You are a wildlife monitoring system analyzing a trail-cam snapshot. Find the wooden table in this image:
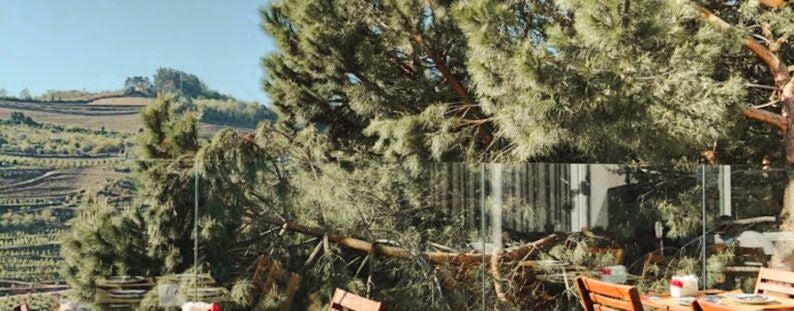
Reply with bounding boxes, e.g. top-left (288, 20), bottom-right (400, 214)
top-left (642, 290), bottom-right (794, 310)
